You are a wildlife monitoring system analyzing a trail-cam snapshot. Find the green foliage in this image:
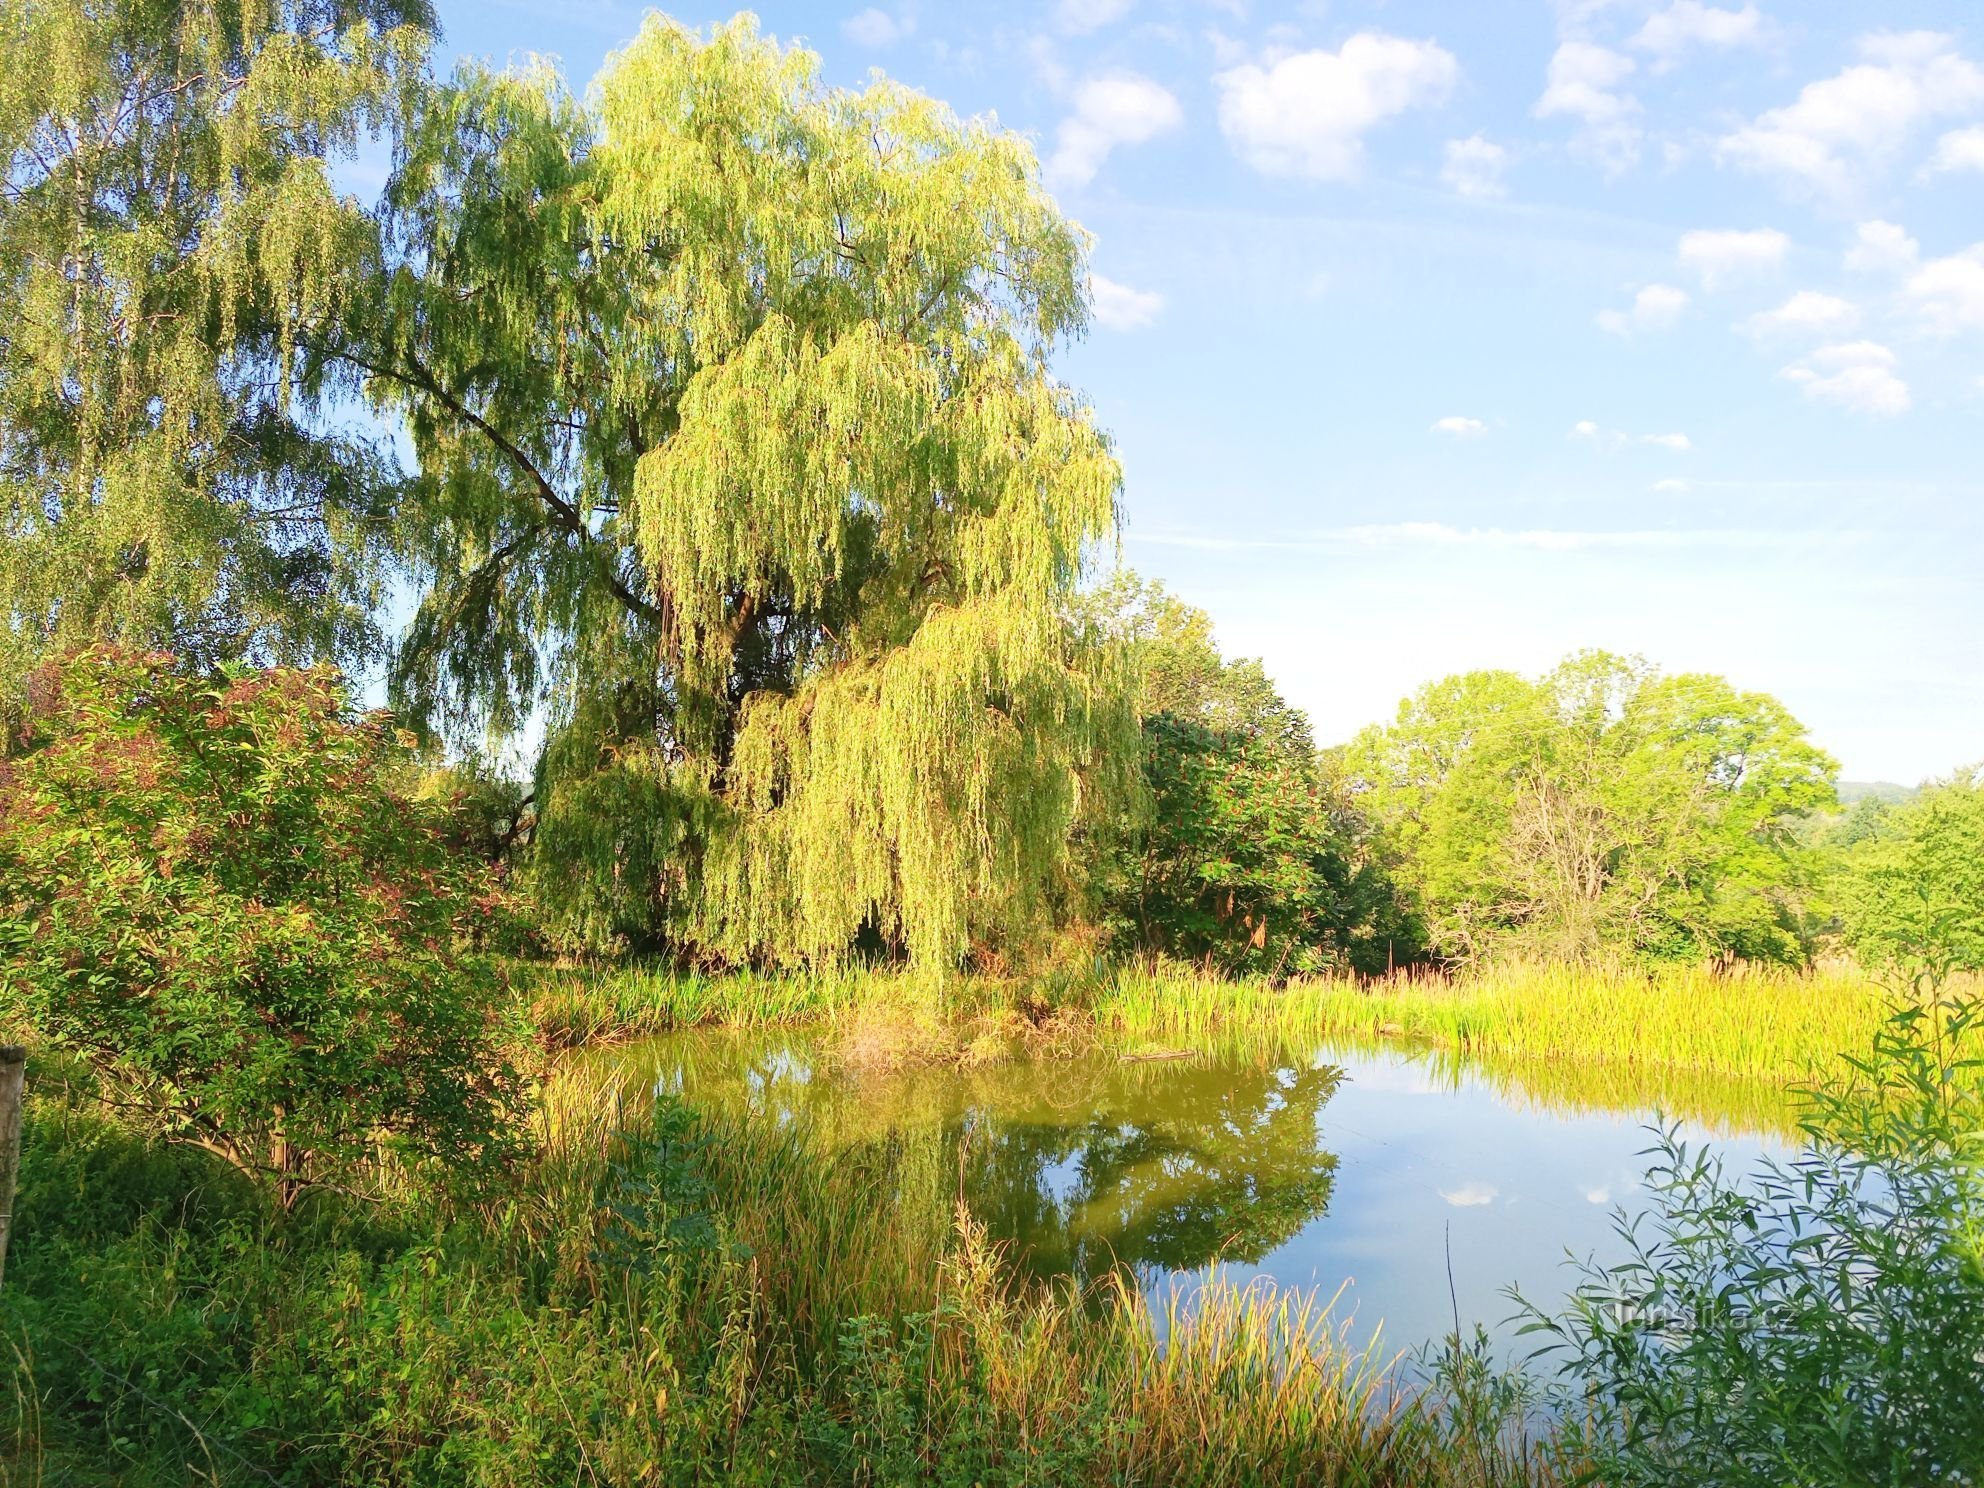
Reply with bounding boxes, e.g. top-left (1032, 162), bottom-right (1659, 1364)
top-left (347, 16), bottom-right (1133, 967)
top-left (5, 1072), bottom-right (1482, 1487)
top-left (1343, 650), bottom-right (1837, 965)
top-left (1827, 767), bottom-right (1984, 972)
top-left (0, 647), bottom-right (525, 1200)
top-left (1518, 991), bottom-right (1984, 1486)
top-left (0, 0), bottom-right (431, 722)
top-left (1087, 575), bottom-right (1414, 974)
